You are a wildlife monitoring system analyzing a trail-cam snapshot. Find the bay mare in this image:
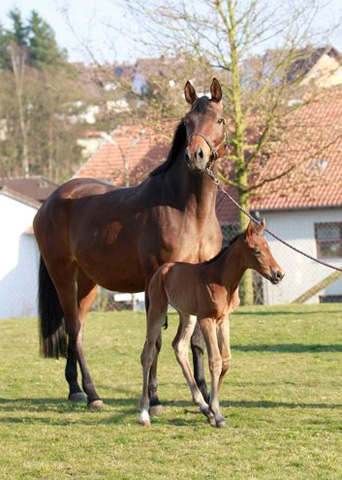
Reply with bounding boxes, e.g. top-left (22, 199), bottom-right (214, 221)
top-left (140, 220), bottom-right (284, 427)
top-left (34, 78), bottom-right (227, 409)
